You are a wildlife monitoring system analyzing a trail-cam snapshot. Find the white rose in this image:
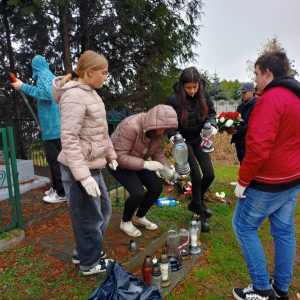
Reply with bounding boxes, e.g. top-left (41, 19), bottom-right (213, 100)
top-left (225, 119), bottom-right (234, 127)
top-left (220, 117), bottom-right (225, 123)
